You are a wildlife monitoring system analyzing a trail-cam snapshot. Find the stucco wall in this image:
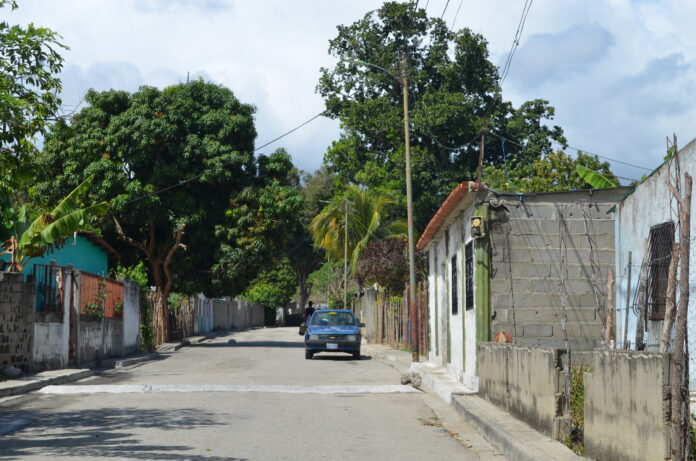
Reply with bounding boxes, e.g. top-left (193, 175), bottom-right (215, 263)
top-left (477, 342), bottom-right (569, 440)
top-left (0, 272), bottom-right (34, 371)
top-left (209, 297), bottom-right (265, 331)
top-left (584, 350), bottom-right (671, 461)
top-left (614, 138), bottom-right (696, 388)
top-left (489, 189), bottom-right (627, 350)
